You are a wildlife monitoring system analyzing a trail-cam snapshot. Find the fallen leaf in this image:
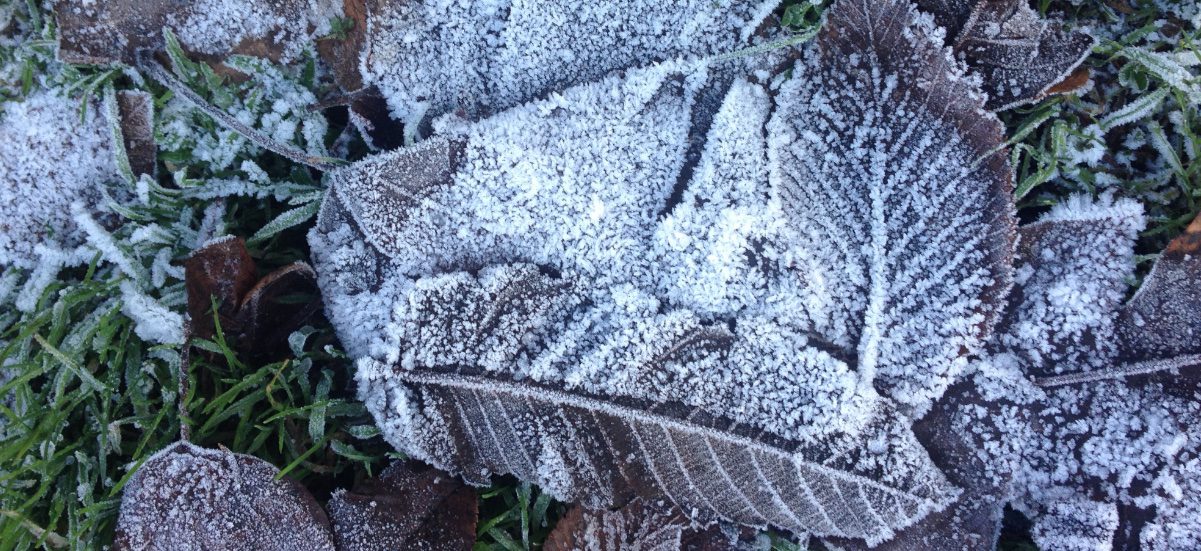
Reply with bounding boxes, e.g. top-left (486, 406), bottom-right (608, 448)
top-left (1118, 211), bottom-right (1201, 360)
top-left (326, 461), bottom-right (477, 551)
top-left (54, 0), bottom-right (343, 65)
top-left (544, 499), bottom-right (741, 551)
top-left (0, 89), bottom-right (120, 269)
top-left (112, 442), bottom-right (336, 550)
top-left (116, 90), bottom-right (157, 178)
top-left (184, 236), bottom-right (319, 358)
top-left (915, 0), bottom-right (1097, 110)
